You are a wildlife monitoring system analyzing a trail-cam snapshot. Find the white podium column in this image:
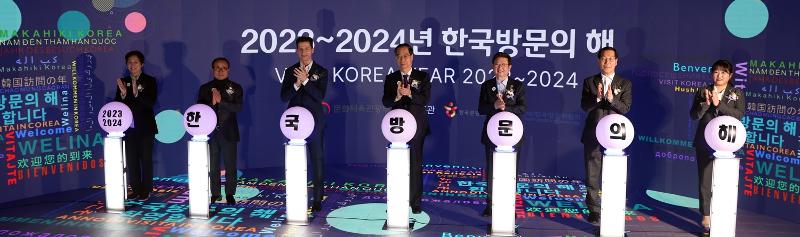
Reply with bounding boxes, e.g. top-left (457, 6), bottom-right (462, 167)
top-left (188, 138), bottom-right (211, 219)
top-left (710, 156), bottom-right (741, 237)
top-left (600, 154), bottom-right (628, 237)
top-left (491, 150), bottom-right (517, 236)
top-left (600, 155), bottom-right (628, 236)
top-left (285, 142), bottom-right (309, 225)
top-left (386, 144), bottom-right (410, 230)
top-left (104, 136), bottom-right (127, 213)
